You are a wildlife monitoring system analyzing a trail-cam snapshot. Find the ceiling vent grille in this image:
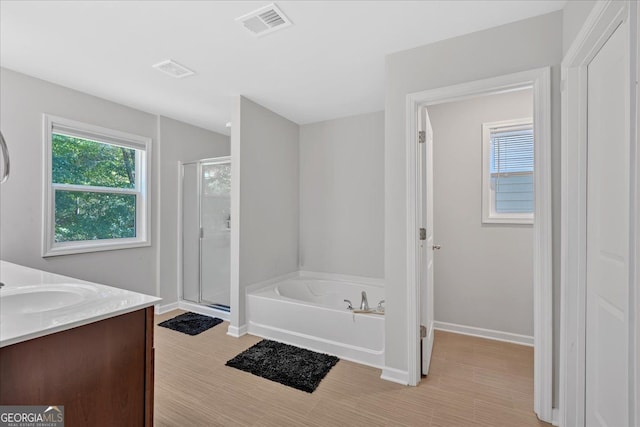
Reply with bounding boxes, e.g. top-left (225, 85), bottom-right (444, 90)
top-left (236, 3), bottom-right (292, 37)
top-left (152, 60), bottom-right (195, 79)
